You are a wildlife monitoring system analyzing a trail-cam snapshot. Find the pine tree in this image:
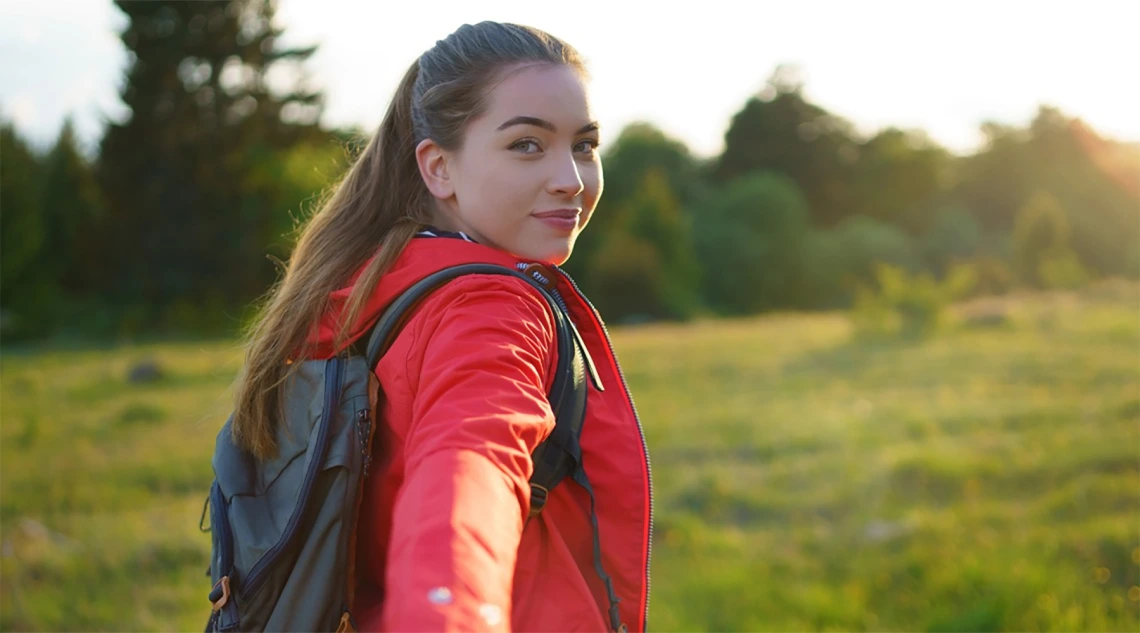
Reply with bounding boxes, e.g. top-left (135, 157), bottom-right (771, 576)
top-left (1, 118), bottom-right (102, 335)
top-left (0, 122), bottom-right (47, 309)
top-left (96, 0), bottom-right (322, 321)
top-left (41, 118), bottom-right (104, 294)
